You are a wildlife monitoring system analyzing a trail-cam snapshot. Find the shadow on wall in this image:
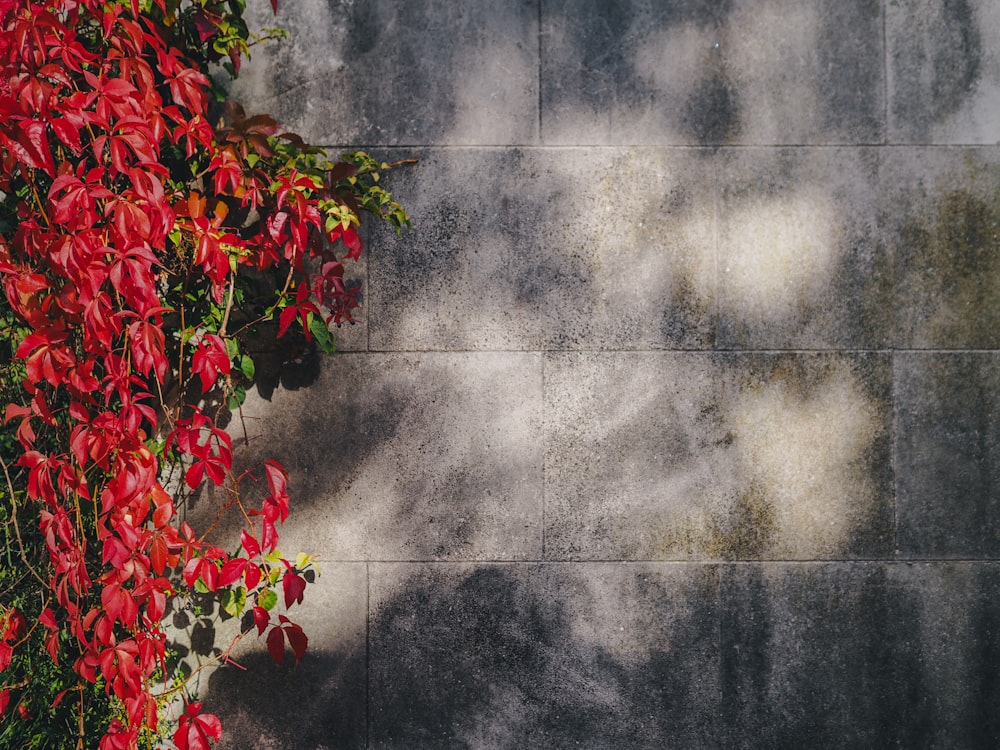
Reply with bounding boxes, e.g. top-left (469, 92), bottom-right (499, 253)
top-left (197, 0), bottom-right (1000, 747)
top-left (206, 563), bottom-right (1000, 749)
